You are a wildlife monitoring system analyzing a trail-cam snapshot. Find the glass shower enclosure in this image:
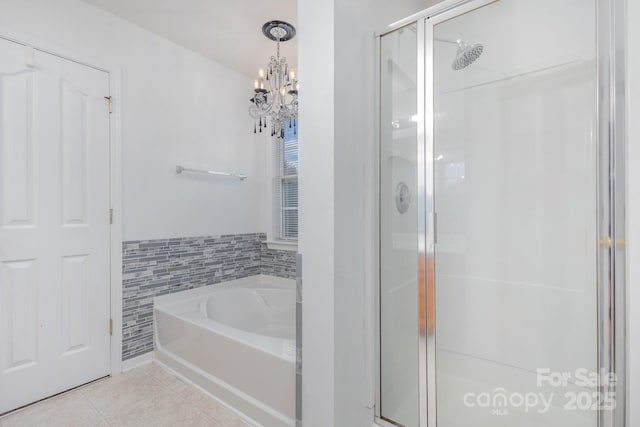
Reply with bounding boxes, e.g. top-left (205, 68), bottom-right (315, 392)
top-left (377, 0), bottom-right (626, 426)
